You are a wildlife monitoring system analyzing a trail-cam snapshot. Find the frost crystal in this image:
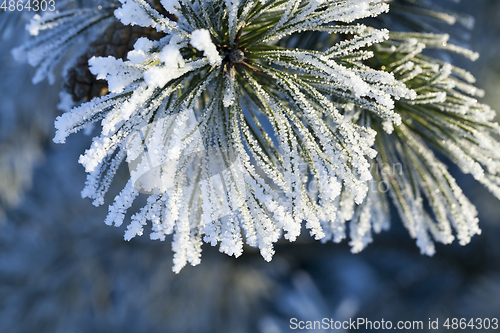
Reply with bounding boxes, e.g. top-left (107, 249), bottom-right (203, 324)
top-left (22, 0), bottom-right (496, 272)
top-left (12, 1), bottom-right (116, 85)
